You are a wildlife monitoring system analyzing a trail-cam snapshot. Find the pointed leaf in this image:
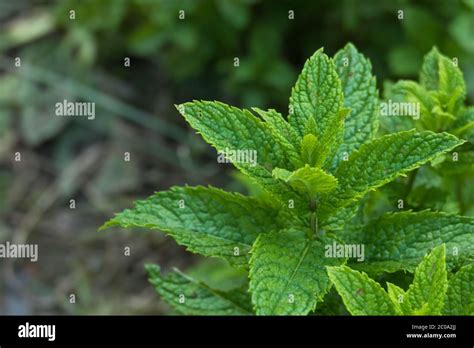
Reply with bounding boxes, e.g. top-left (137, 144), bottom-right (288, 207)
top-left (420, 47), bottom-right (466, 113)
top-left (391, 81), bottom-right (437, 121)
top-left (102, 186), bottom-right (289, 266)
top-left (177, 101), bottom-right (304, 209)
top-left (438, 55), bottom-right (466, 113)
top-left (273, 165), bottom-right (338, 197)
top-left (301, 134), bottom-right (318, 167)
top-left (289, 48), bottom-right (344, 142)
top-left (317, 108), bottom-right (351, 168)
top-left (177, 101), bottom-right (292, 170)
top-left (252, 107), bottom-right (301, 154)
top-left (341, 211), bottom-right (474, 273)
top-left (390, 80), bottom-right (458, 131)
top-left (321, 130), bottom-right (464, 214)
top-left (406, 244), bottom-right (447, 315)
top-left (146, 264), bottom-right (252, 315)
top-left (300, 133), bottom-right (319, 166)
top-left (333, 43), bottom-right (379, 166)
top-left (249, 229), bottom-right (345, 315)
top-left (302, 109), bottom-right (350, 168)
top-left (420, 47), bottom-right (442, 91)
top-left (327, 266), bottom-right (398, 315)
top-left (444, 263), bottom-right (474, 315)
top-left (386, 282), bottom-right (410, 314)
